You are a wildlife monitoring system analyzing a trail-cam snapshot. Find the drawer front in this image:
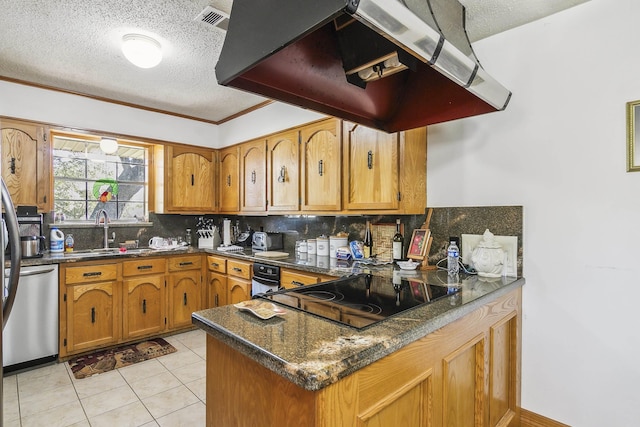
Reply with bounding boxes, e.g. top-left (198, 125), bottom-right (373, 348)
top-left (168, 255), bottom-right (202, 272)
top-left (207, 255), bottom-right (227, 274)
top-left (281, 269), bottom-right (319, 289)
top-left (65, 264), bottom-right (118, 284)
top-left (227, 259), bottom-right (251, 280)
top-left (122, 258), bottom-right (166, 277)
